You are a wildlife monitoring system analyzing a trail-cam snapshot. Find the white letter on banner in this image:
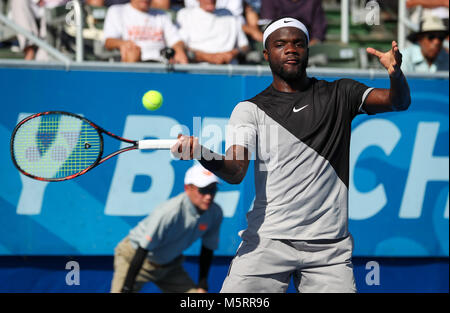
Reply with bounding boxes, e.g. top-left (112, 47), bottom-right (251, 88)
top-left (202, 118), bottom-right (240, 218)
top-left (104, 116), bottom-right (179, 216)
top-left (399, 122), bottom-right (449, 218)
top-left (365, 261), bottom-right (380, 286)
top-left (349, 119), bottom-right (401, 220)
top-left (65, 261), bottom-right (80, 285)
